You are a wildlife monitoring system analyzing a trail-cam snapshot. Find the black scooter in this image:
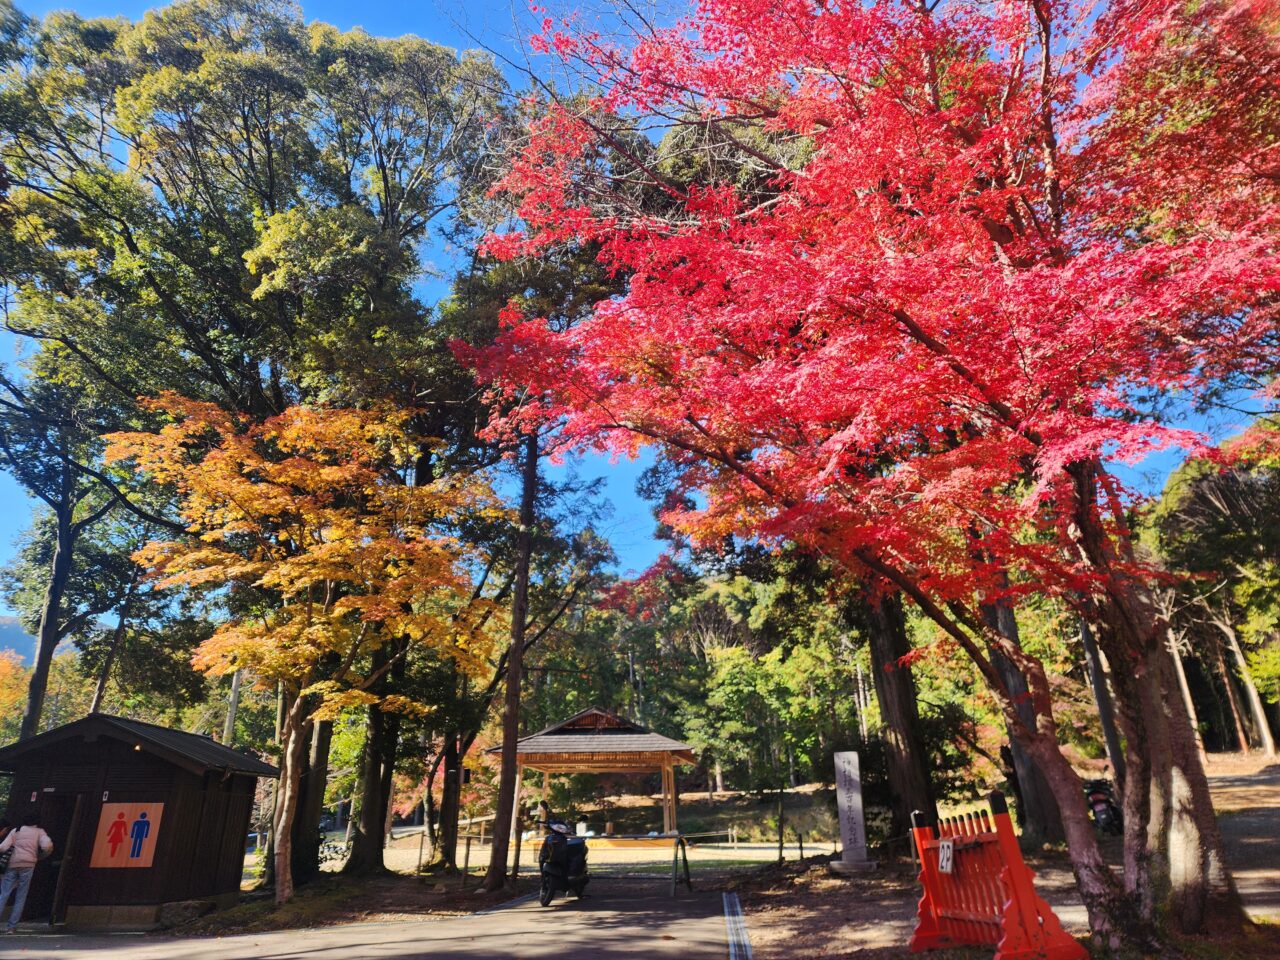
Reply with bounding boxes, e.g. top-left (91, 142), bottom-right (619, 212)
top-left (537, 818), bottom-right (589, 906)
top-left (1084, 778), bottom-right (1123, 836)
